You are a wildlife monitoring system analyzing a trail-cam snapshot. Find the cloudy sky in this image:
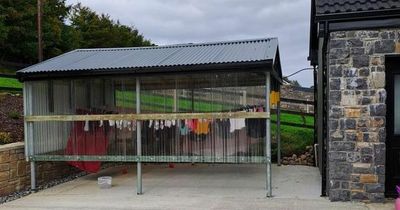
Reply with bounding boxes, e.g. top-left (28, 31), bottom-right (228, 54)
top-left (66, 0), bottom-right (313, 87)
